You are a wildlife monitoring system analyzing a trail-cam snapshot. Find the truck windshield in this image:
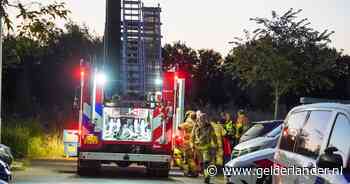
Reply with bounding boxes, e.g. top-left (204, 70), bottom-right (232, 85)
top-left (102, 107), bottom-right (153, 142)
